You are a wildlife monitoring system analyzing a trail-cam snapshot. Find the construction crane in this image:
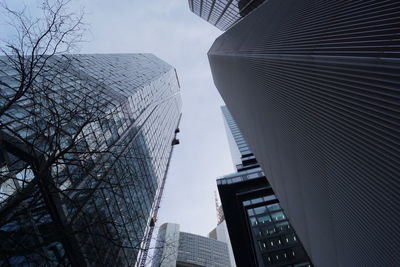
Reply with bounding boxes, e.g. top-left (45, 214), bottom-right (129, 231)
top-left (137, 131), bottom-right (180, 267)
